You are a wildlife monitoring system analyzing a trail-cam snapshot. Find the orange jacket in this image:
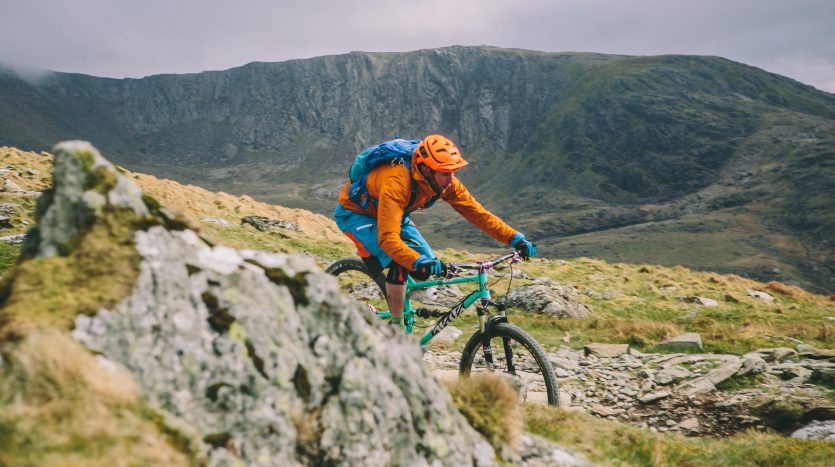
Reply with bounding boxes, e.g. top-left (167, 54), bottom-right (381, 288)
top-left (338, 163), bottom-right (518, 270)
